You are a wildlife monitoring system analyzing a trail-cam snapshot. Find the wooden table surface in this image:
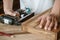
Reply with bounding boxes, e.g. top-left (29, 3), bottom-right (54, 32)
top-left (0, 9), bottom-right (60, 40)
top-left (0, 23), bottom-right (42, 40)
top-left (0, 34), bottom-right (44, 40)
top-left (22, 9), bottom-right (60, 40)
